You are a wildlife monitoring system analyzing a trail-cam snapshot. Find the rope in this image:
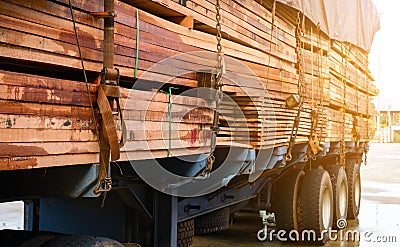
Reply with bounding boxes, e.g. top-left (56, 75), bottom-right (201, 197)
top-left (68, 0), bottom-right (99, 137)
top-left (134, 8), bottom-right (140, 78)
